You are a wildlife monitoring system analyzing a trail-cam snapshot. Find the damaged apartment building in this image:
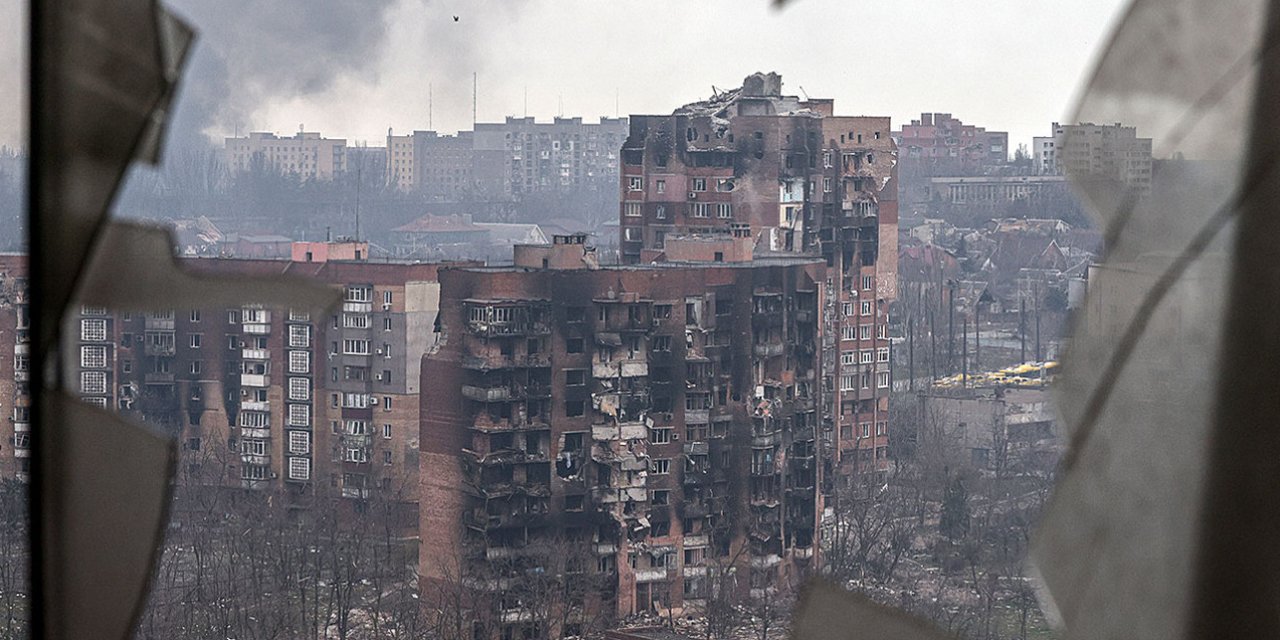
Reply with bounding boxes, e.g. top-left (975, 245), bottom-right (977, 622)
top-left (420, 235), bottom-right (823, 636)
top-left (56, 249), bottom-right (451, 520)
top-left (618, 72), bottom-right (897, 476)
